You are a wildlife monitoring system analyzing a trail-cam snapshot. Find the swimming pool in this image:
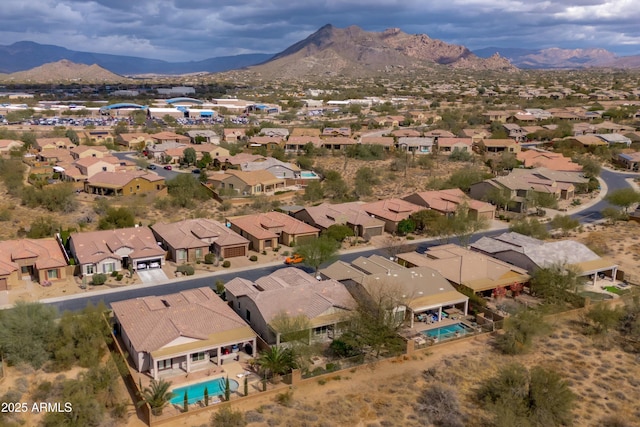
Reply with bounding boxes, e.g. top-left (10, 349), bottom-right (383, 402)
top-left (170, 377), bottom-right (239, 405)
top-left (422, 323), bottom-right (469, 341)
top-left (300, 171), bottom-right (319, 178)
